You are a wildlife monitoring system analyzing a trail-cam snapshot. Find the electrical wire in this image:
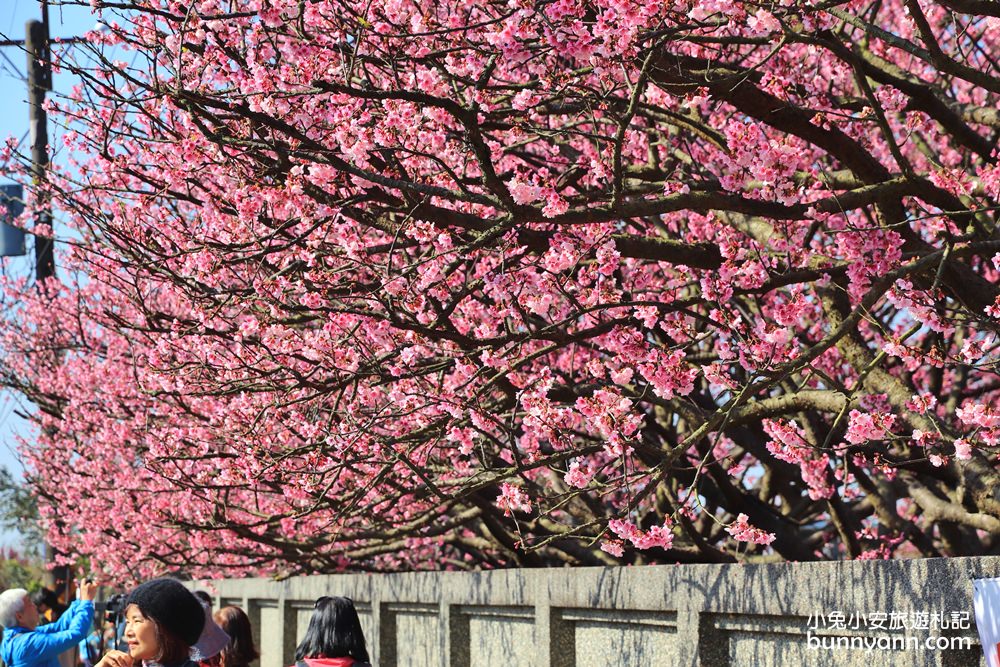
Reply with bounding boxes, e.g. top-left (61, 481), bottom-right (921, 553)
top-left (7, 0), bottom-right (19, 35)
top-left (0, 48), bottom-right (26, 82)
